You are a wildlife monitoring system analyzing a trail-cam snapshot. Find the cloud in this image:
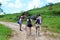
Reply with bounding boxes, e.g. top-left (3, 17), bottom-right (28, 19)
top-left (46, 0), bottom-right (60, 3)
top-left (27, 0), bottom-right (60, 10)
top-left (0, 0), bottom-right (10, 4)
top-left (27, 0), bottom-right (43, 10)
top-left (32, 0), bottom-right (40, 7)
top-left (0, 0), bottom-right (9, 3)
top-left (0, 0), bottom-right (25, 13)
top-left (0, 12), bottom-right (4, 15)
top-left (7, 0), bottom-right (24, 8)
top-left (0, 0), bottom-right (60, 13)
top-left (27, 2), bottom-right (34, 10)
